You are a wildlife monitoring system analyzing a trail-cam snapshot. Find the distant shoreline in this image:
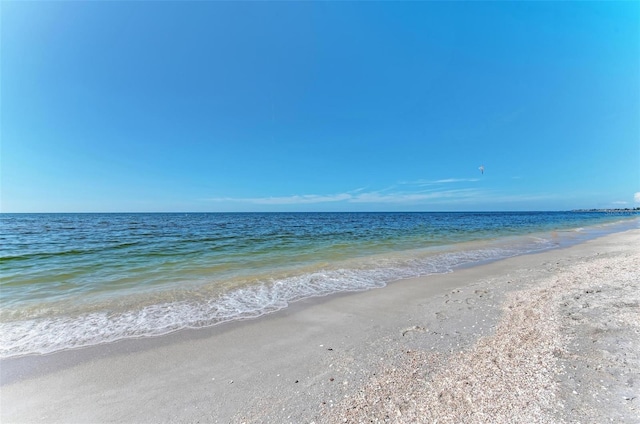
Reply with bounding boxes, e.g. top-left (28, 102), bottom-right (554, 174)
top-left (572, 208), bottom-right (639, 215)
